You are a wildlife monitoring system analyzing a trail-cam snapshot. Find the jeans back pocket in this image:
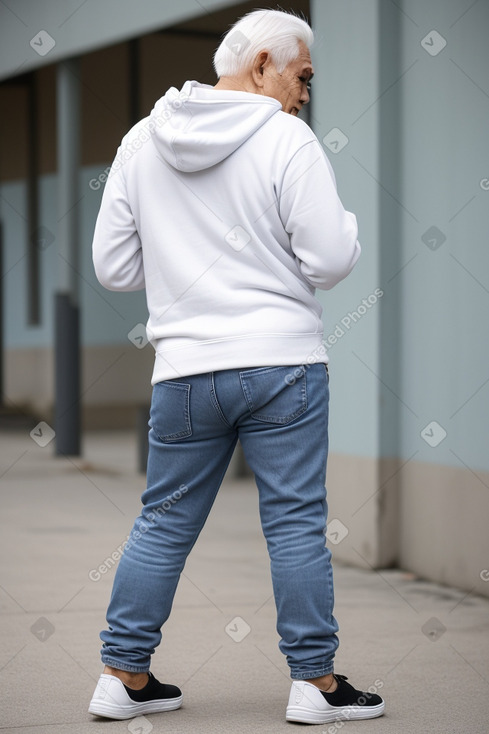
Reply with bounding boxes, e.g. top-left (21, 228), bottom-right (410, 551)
top-left (239, 366), bottom-right (307, 425)
top-left (151, 381), bottom-right (192, 442)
